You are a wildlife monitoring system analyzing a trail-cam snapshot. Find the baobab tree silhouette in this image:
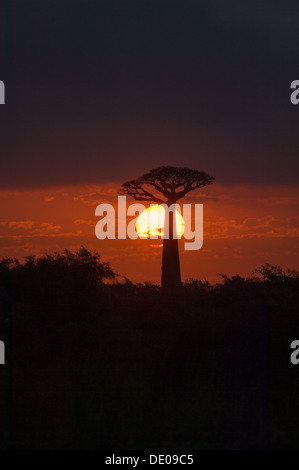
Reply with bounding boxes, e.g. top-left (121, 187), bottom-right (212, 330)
top-left (120, 166), bottom-right (214, 289)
